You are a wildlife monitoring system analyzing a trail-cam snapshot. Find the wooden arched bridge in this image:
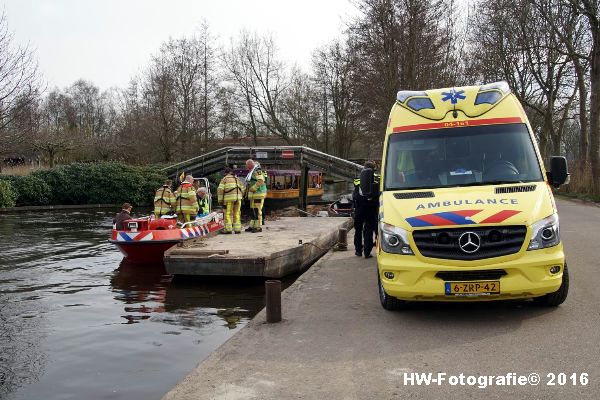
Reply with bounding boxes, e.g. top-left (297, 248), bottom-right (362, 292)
top-left (163, 146), bottom-right (363, 209)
